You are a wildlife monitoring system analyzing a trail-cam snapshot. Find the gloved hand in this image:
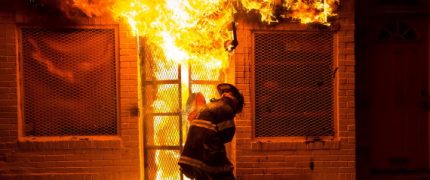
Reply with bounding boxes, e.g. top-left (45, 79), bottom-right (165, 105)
top-left (186, 92), bottom-right (206, 122)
